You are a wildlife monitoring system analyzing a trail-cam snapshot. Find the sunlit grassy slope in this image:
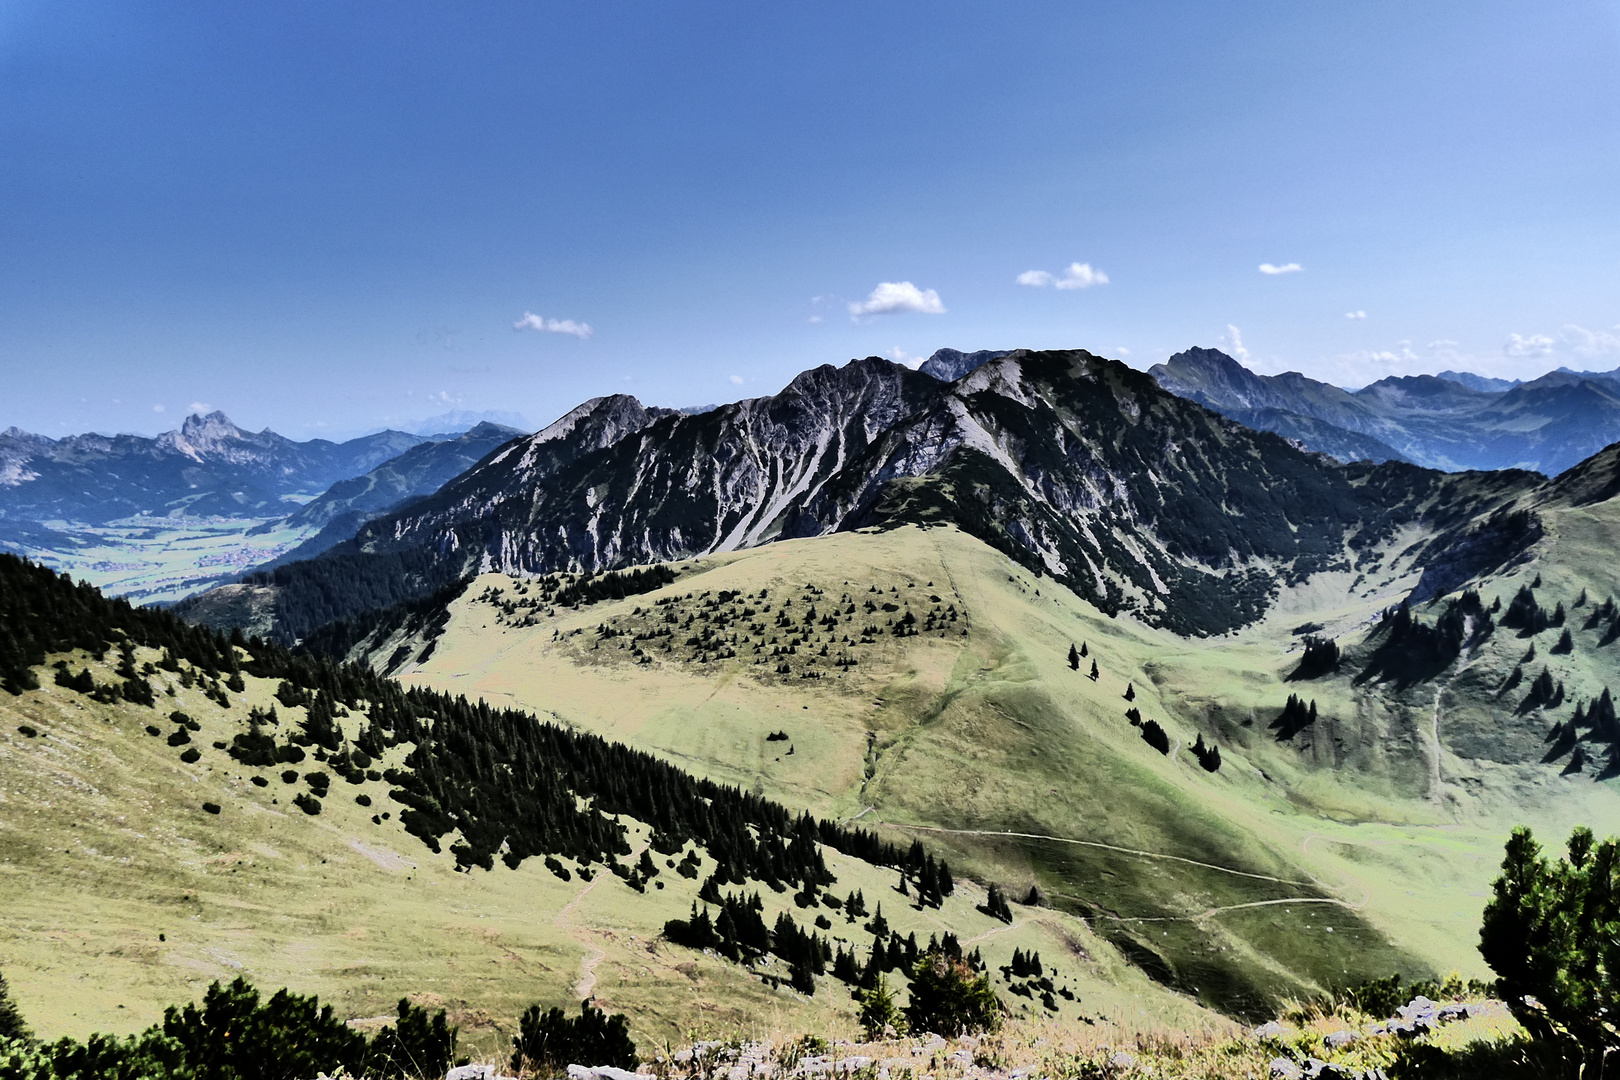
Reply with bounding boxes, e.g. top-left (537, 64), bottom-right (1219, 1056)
top-left (0, 626), bottom-right (1218, 1053)
top-left (400, 522), bottom-right (1620, 1017)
